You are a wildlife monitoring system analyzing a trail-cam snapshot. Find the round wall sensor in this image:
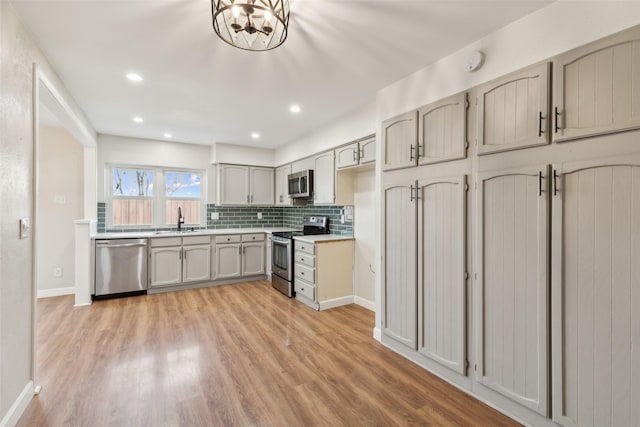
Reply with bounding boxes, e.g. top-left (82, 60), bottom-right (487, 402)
top-left (465, 51), bottom-right (485, 72)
